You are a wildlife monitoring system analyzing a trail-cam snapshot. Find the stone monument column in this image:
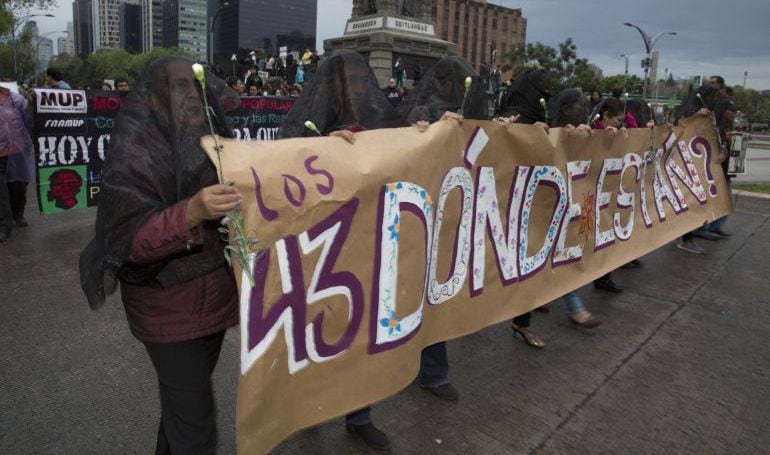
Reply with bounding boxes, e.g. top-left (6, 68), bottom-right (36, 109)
top-left (325, 0), bottom-right (456, 87)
